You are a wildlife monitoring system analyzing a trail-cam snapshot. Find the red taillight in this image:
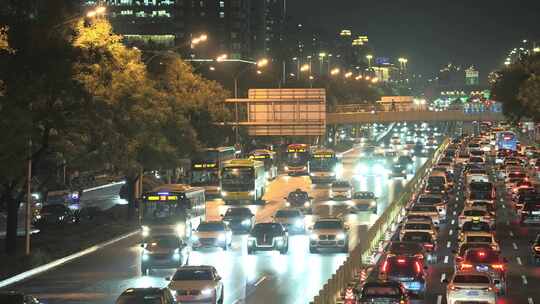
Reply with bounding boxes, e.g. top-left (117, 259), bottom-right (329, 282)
top-left (424, 243), bottom-right (434, 248)
top-left (460, 263), bottom-right (473, 270)
top-left (382, 260), bottom-right (388, 272)
top-left (414, 253), bottom-right (424, 259)
top-left (397, 258), bottom-right (406, 264)
top-left (492, 263), bottom-right (504, 270)
top-left (414, 261), bottom-right (422, 273)
top-left (477, 251), bottom-right (486, 257)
